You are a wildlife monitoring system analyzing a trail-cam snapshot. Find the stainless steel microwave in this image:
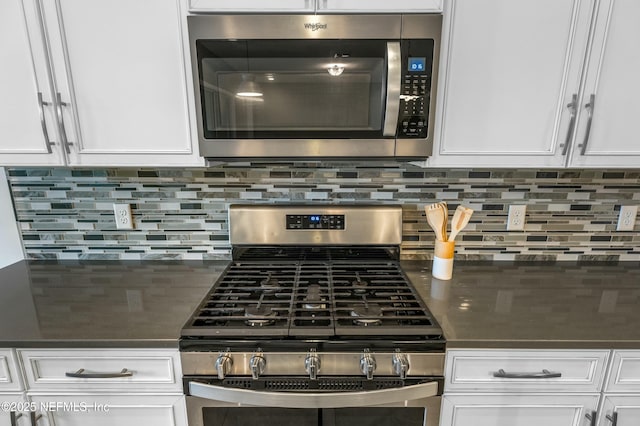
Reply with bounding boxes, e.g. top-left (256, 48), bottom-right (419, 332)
top-left (187, 14), bottom-right (442, 160)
